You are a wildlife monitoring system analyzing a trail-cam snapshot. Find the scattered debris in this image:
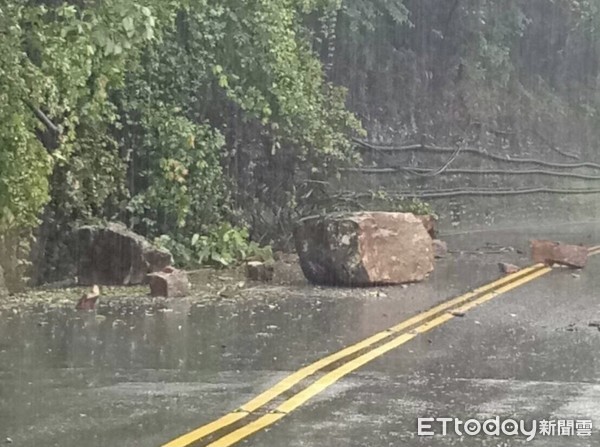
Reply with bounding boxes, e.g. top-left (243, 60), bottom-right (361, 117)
top-left (571, 273), bottom-right (581, 279)
top-left (147, 268), bottom-right (190, 298)
top-left (450, 310), bottom-right (466, 317)
top-left (530, 240), bottom-right (588, 269)
top-left (432, 239), bottom-right (448, 259)
top-left (246, 261), bottom-right (274, 282)
top-left (498, 262), bottom-right (520, 274)
top-left (588, 321), bottom-right (600, 329)
top-left (216, 284), bottom-right (241, 298)
top-left (75, 285), bottom-right (100, 310)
